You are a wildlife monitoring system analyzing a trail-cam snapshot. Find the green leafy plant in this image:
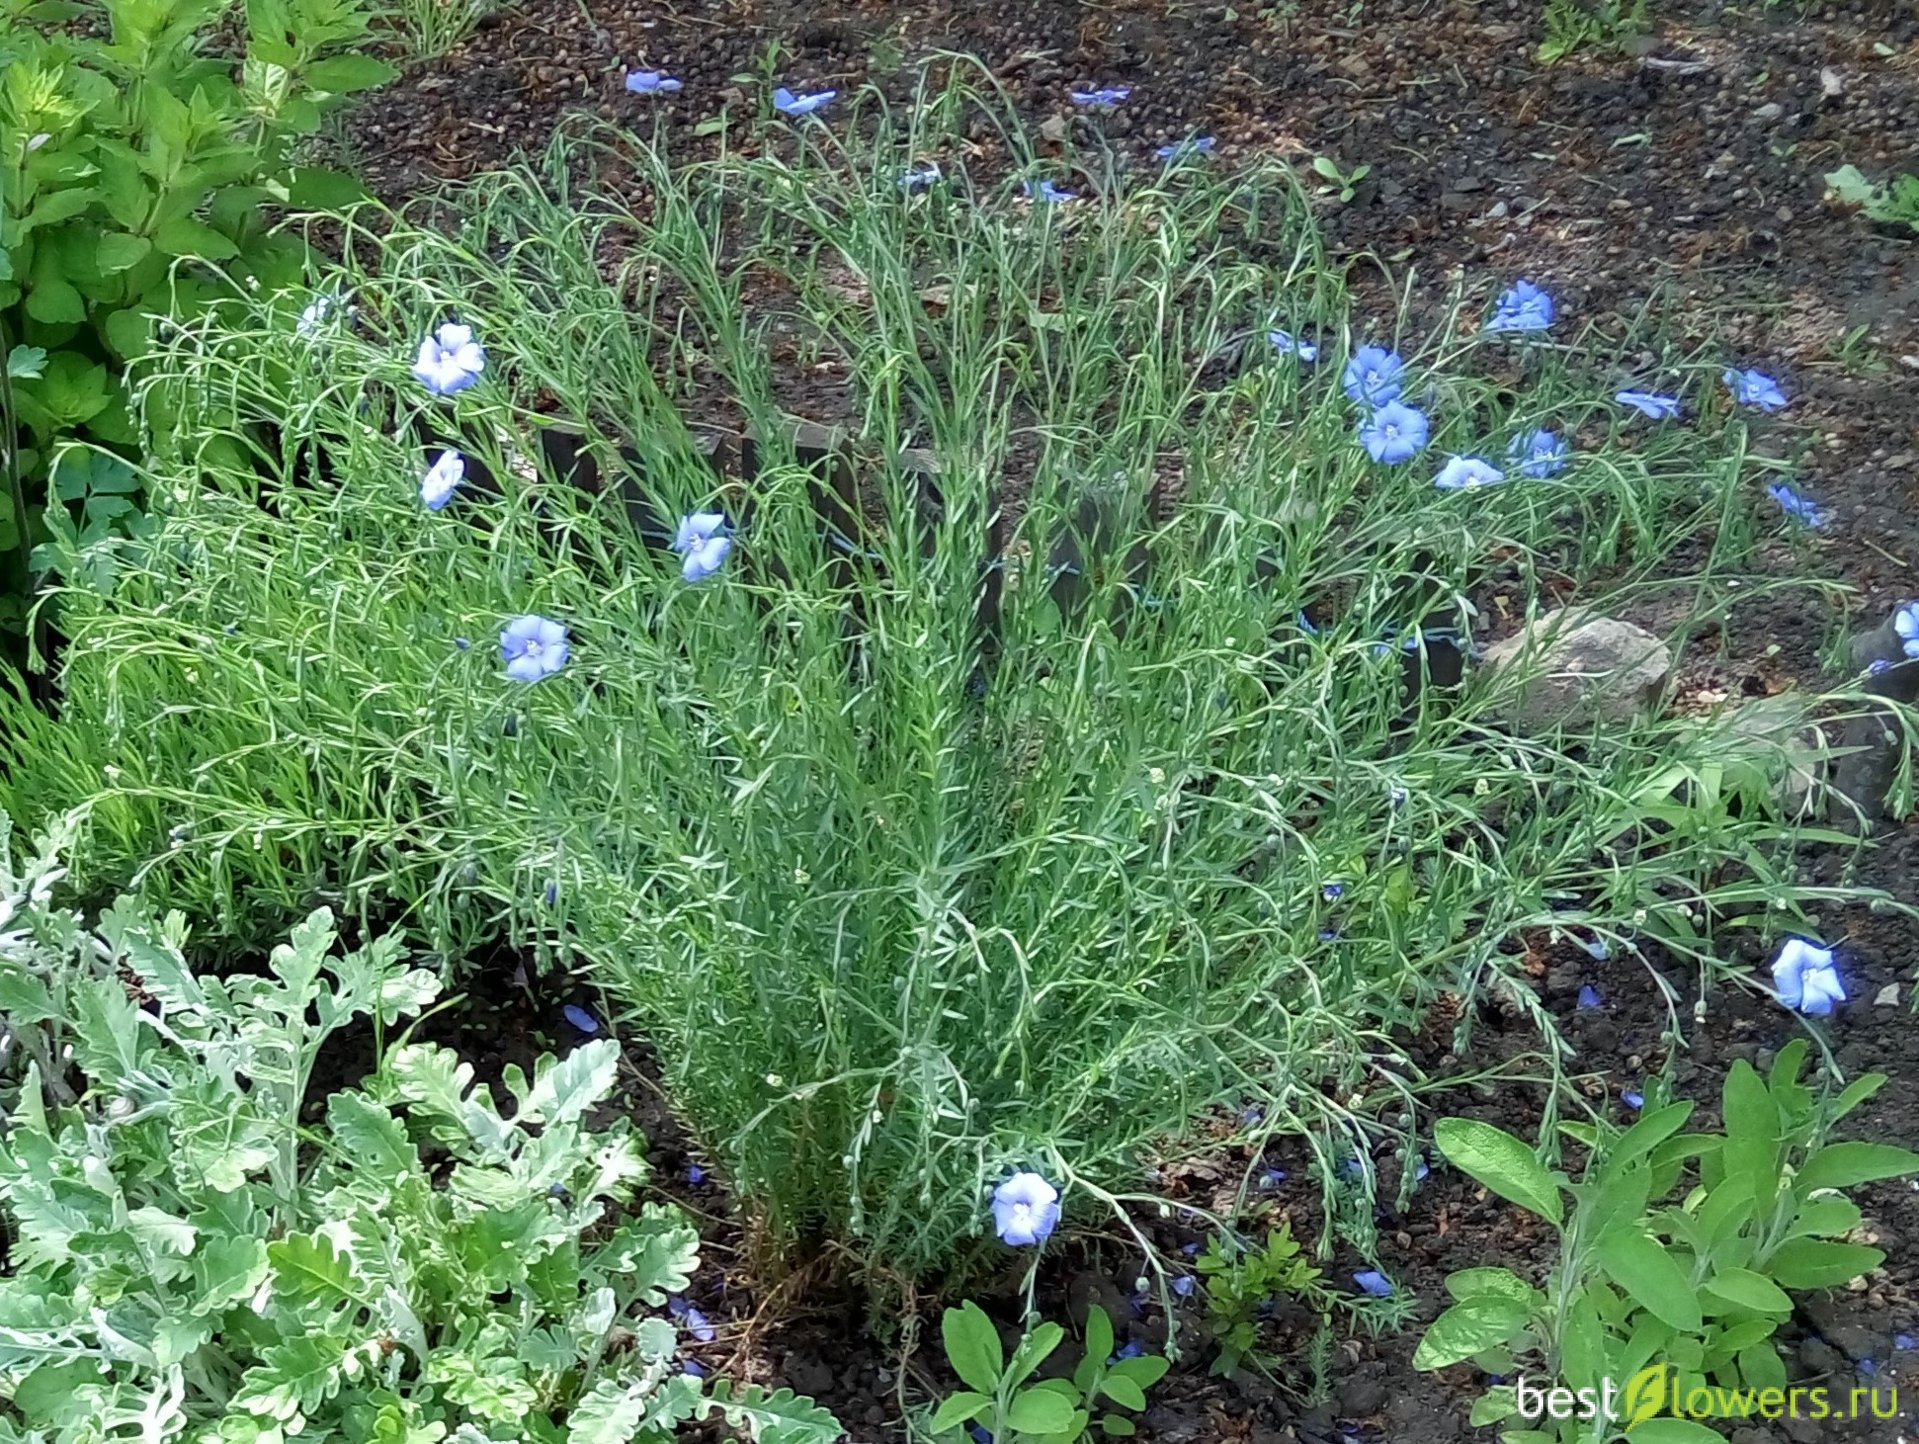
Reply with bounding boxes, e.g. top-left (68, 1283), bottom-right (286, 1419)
top-left (1309, 153), bottom-right (1369, 203)
top-left (1195, 1223), bottom-right (1323, 1374)
top-left (0, 872), bottom-right (842, 1444)
top-left (373, 0), bottom-right (500, 64)
top-left (0, 0), bottom-right (389, 641)
top-left (1415, 1041), bottom-right (1919, 1442)
top-left (1824, 164), bottom-right (1919, 232)
top-left (1538, 0), bottom-right (1651, 63)
top-left (929, 1302), bottom-right (1168, 1442)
